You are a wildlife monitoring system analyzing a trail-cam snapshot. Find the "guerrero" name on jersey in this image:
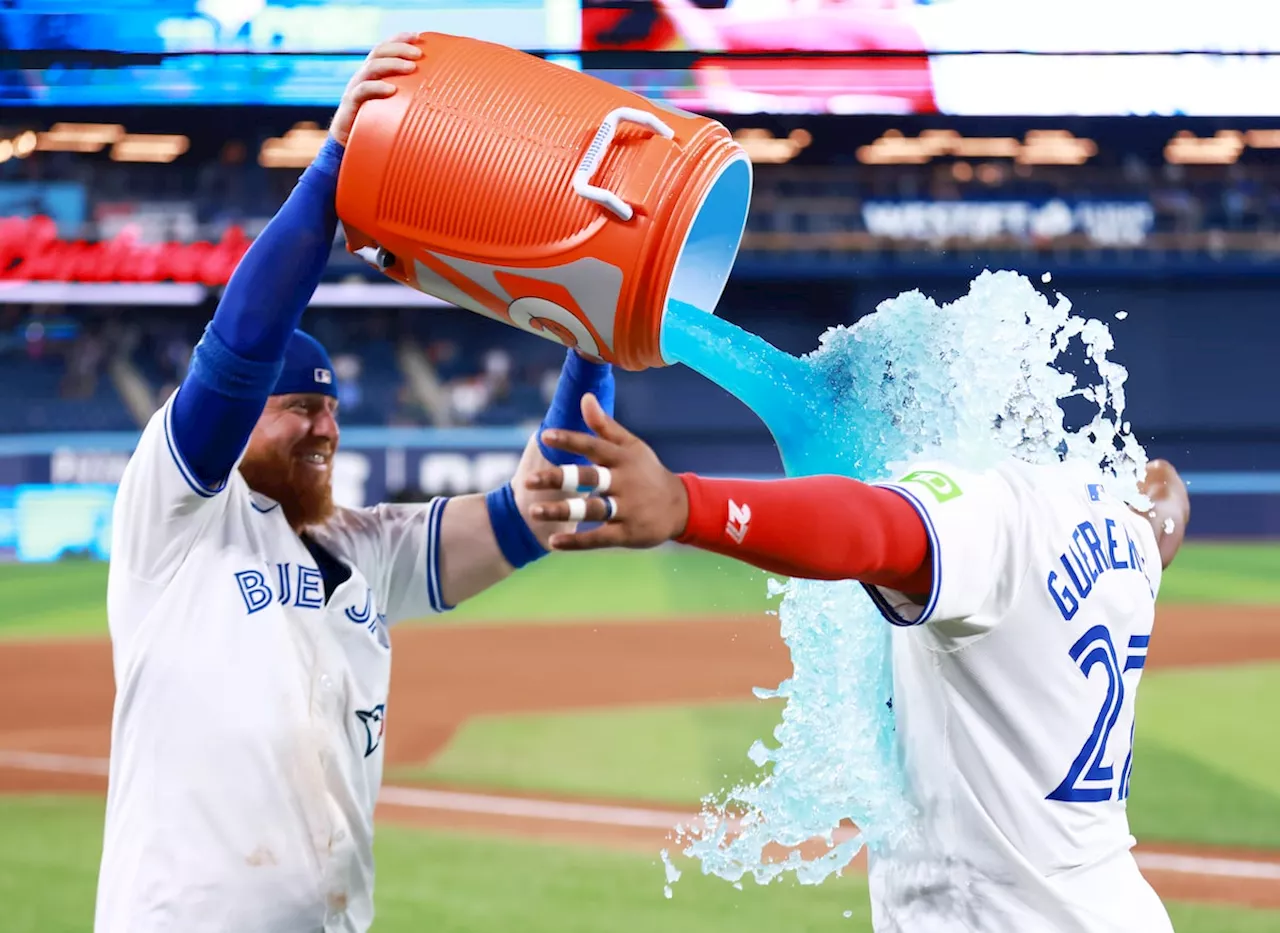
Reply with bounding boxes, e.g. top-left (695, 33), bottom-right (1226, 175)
top-left (1047, 518), bottom-right (1152, 621)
